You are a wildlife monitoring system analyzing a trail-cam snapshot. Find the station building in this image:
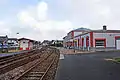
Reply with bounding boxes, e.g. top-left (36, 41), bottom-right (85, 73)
top-left (18, 38), bottom-right (34, 50)
top-left (63, 27), bottom-right (90, 49)
top-left (63, 26), bottom-right (120, 51)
